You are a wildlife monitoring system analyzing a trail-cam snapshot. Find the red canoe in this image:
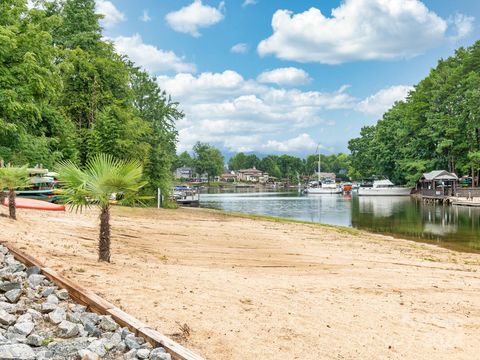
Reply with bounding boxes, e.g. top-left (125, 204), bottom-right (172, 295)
top-left (2, 198), bottom-right (65, 211)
